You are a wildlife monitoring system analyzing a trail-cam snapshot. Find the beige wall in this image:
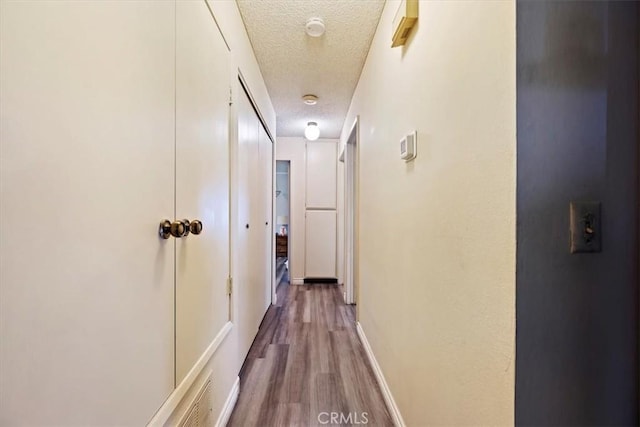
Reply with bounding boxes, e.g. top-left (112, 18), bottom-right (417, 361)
top-left (340, 1), bottom-right (516, 425)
